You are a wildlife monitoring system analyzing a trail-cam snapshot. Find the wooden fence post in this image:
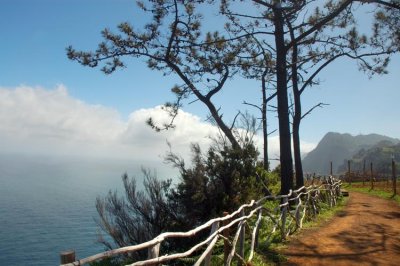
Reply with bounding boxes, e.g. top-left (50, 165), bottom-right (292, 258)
top-left (254, 209), bottom-right (262, 249)
top-left (238, 209), bottom-right (245, 266)
top-left (363, 160), bottom-right (366, 186)
top-left (148, 243), bottom-right (160, 265)
top-left (60, 250), bottom-right (75, 265)
top-left (312, 191), bottom-right (318, 217)
top-left (370, 162), bottom-right (374, 190)
top-left (204, 221), bottom-right (219, 266)
top-left (281, 197), bottom-right (288, 240)
top-left (348, 160), bottom-right (351, 185)
top-left (223, 211), bottom-right (230, 263)
top-left (330, 161), bottom-right (333, 176)
top-left (392, 158), bottom-right (397, 195)
top-left (294, 192), bottom-right (301, 228)
top-left (329, 181), bottom-right (335, 207)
